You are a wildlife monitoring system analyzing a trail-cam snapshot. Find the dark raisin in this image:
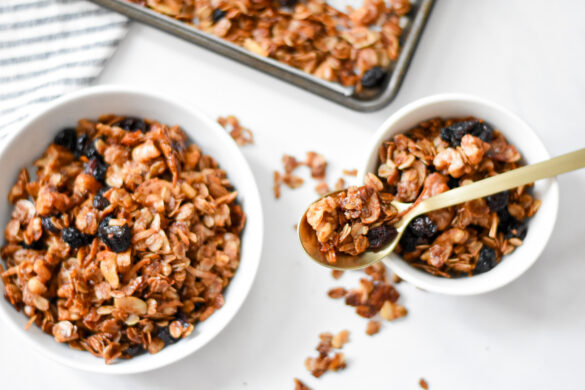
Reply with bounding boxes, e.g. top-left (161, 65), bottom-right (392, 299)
top-left (212, 9), bottom-right (226, 22)
top-left (93, 187), bottom-right (110, 210)
top-left (114, 117), bottom-right (147, 133)
top-left (447, 176), bottom-right (459, 189)
top-left (440, 120), bottom-right (477, 147)
top-left (157, 326), bottom-right (179, 346)
top-left (471, 122), bottom-right (494, 143)
top-left (53, 128), bottom-right (77, 152)
top-left (474, 246), bottom-right (497, 274)
top-left (41, 216), bottom-right (60, 234)
top-left (408, 215), bottom-right (437, 238)
top-left (193, 301), bottom-right (205, 311)
top-left (497, 207), bottom-right (514, 230)
top-left (22, 240), bottom-right (44, 250)
top-left (399, 229), bottom-right (419, 252)
top-left (505, 220), bottom-right (528, 240)
top-left (62, 227), bottom-right (93, 249)
top-left (361, 67), bottom-right (387, 88)
top-left (176, 311), bottom-right (190, 324)
top-left (366, 224), bottom-right (398, 251)
top-left (98, 219), bottom-right (131, 253)
top-left (85, 157), bottom-right (108, 182)
top-left (486, 191), bottom-right (509, 212)
top-left (125, 344), bottom-right (146, 357)
top-left (75, 134), bottom-right (99, 159)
